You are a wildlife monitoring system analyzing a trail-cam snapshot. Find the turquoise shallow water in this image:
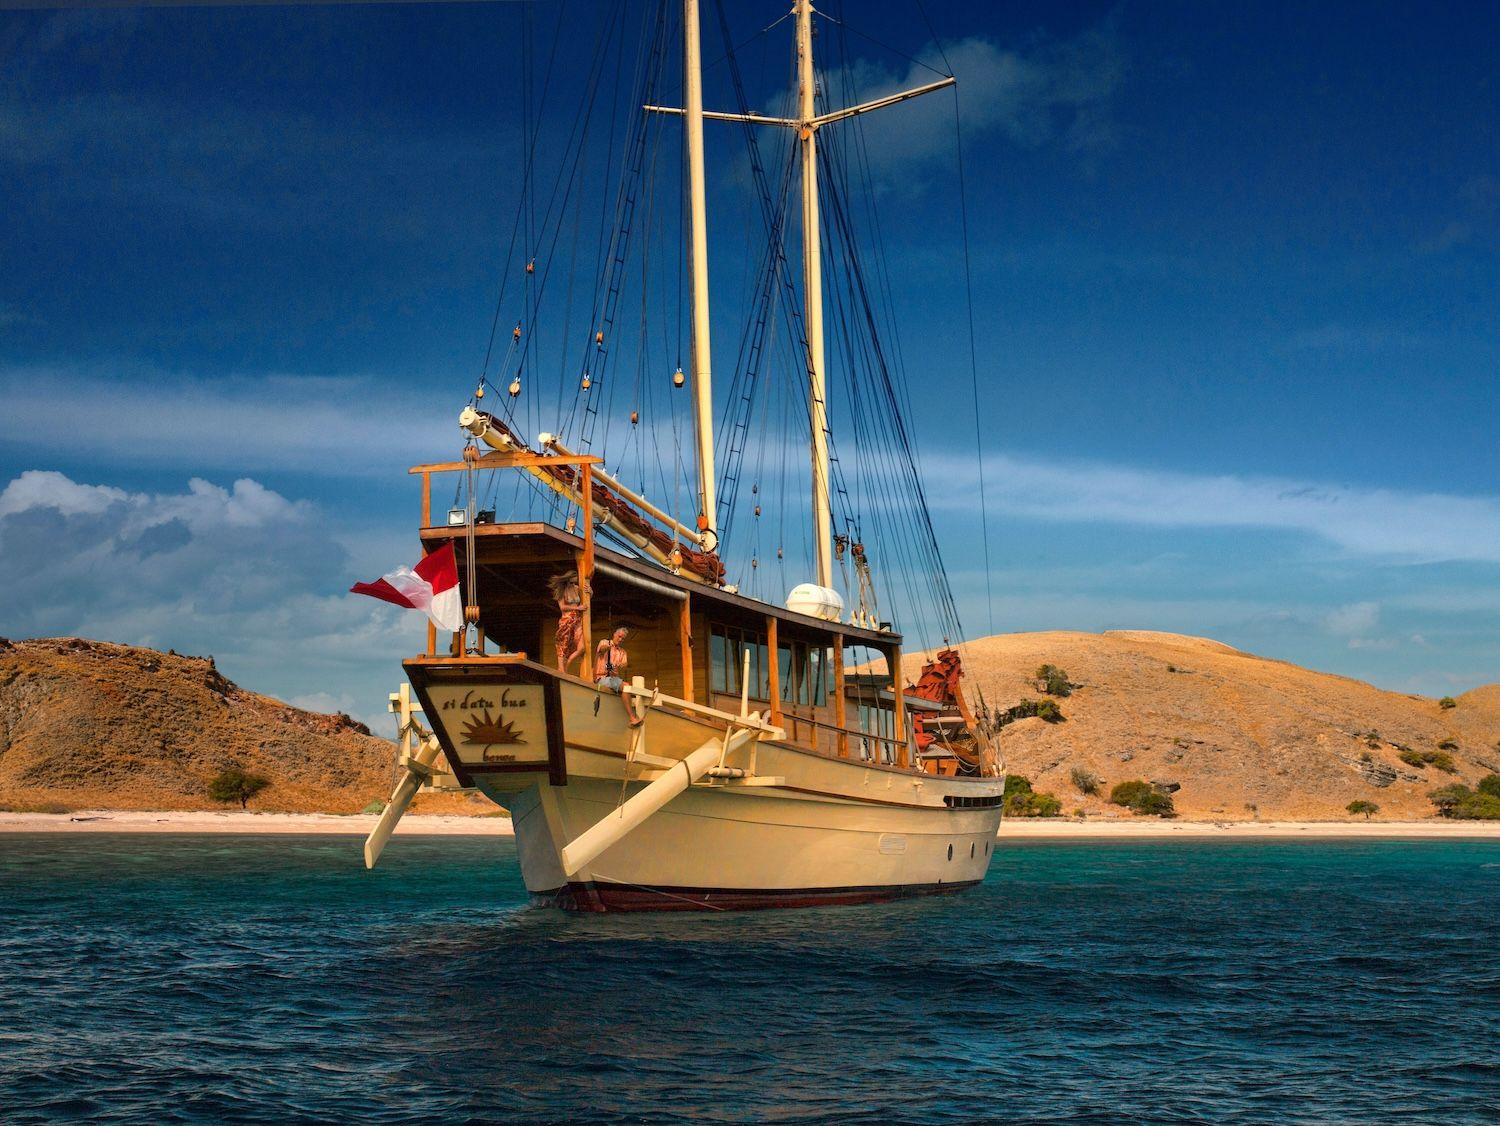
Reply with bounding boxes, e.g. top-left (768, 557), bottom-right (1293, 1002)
top-left (2, 835), bottom-right (1497, 1123)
